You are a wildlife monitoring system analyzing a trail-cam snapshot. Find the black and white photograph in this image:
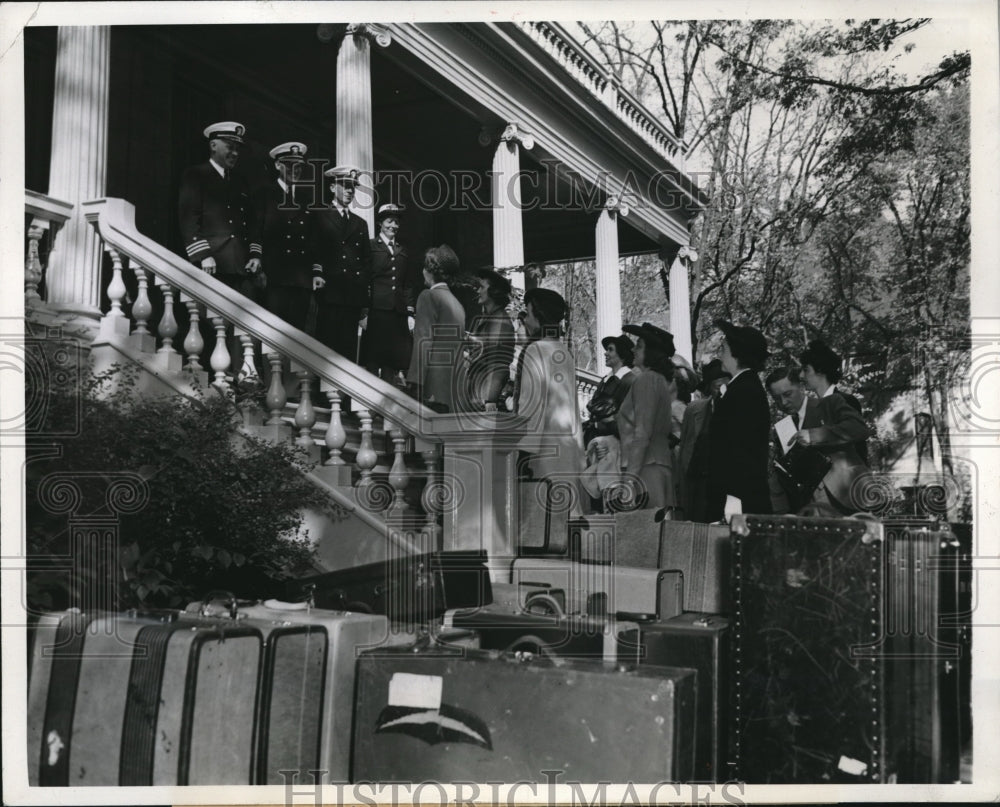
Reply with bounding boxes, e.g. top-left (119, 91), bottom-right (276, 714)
top-left (2, 1), bottom-right (998, 804)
